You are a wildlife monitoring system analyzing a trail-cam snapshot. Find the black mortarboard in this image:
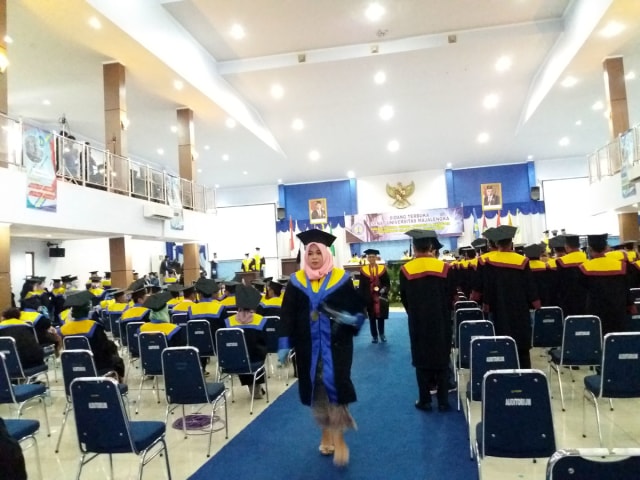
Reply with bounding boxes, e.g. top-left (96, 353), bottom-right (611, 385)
top-left (104, 272), bottom-right (111, 278)
top-left (471, 238), bottom-right (488, 249)
top-left (251, 279), bottom-right (266, 293)
top-left (224, 280), bottom-right (239, 294)
top-left (483, 225), bottom-right (517, 242)
top-left (166, 284), bottom-right (185, 293)
top-left (89, 271), bottom-right (98, 276)
top-left (110, 289), bottom-right (127, 299)
top-left (127, 278), bottom-right (147, 295)
top-left (277, 276), bottom-right (290, 286)
top-left (563, 234), bottom-right (580, 248)
top-left (149, 285), bottom-right (164, 293)
top-left (143, 291), bottom-right (172, 311)
top-left (64, 290), bottom-right (92, 308)
top-left (549, 236), bottom-right (565, 250)
top-left (235, 285), bottom-right (263, 310)
top-left (90, 276), bottom-right (102, 282)
top-left (297, 229), bottom-right (336, 247)
top-left (482, 227), bottom-right (495, 238)
top-left (405, 229), bottom-right (443, 250)
top-left (66, 275), bottom-right (78, 283)
top-left (364, 248), bottom-right (380, 255)
top-left (269, 280), bottom-right (285, 295)
top-left (52, 278), bottom-right (61, 283)
top-left (514, 244), bottom-right (525, 255)
top-left (182, 286), bottom-right (196, 297)
top-left (523, 243), bottom-right (544, 259)
top-left (587, 234), bottom-right (608, 251)
top-left (195, 278), bottom-right (218, 296)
